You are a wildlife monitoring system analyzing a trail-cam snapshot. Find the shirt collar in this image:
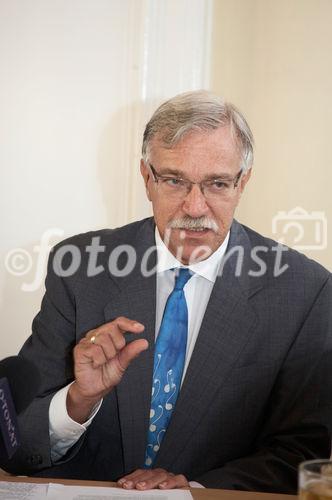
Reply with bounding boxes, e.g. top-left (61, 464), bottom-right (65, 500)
top-left (155, 226), bottom-right (230, 283)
